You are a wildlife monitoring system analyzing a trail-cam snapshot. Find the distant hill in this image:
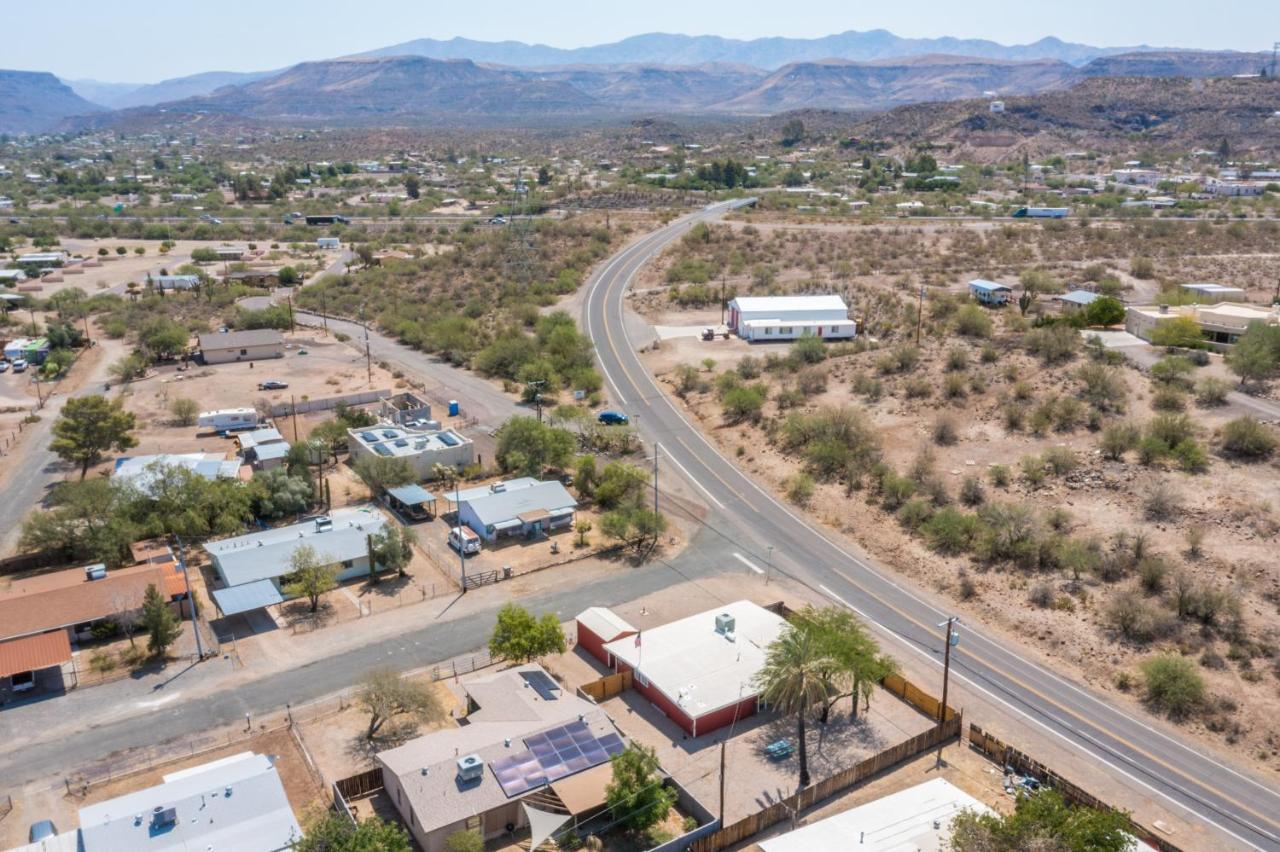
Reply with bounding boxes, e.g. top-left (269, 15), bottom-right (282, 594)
top-left (88, 69), bottom-right (280, 109)
top-left (1081, 51), bottom-right (1272, 78)
top-left (360, 30), bottom-right (1151, 70)
top-left (534, 63), bottom-right (767, 112)
top-left (717, 56), bottom-right (1079, 113)
top-left (849, 76), bottom-right (1280, 157)
top-left (0, 70), bottom-right (102, 133)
